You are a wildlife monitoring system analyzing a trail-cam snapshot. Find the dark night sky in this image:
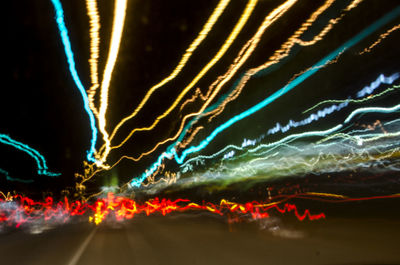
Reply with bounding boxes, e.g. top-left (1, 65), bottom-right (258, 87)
top-left (2, 0), bottom-right (400, 195)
